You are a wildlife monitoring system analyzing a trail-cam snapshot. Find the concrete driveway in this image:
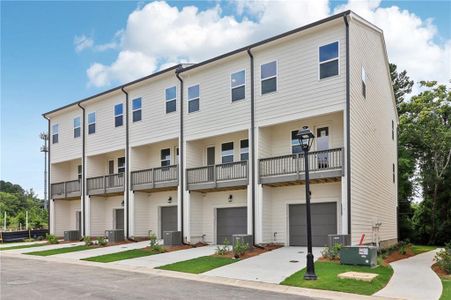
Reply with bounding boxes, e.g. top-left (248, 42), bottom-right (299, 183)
top-left (205, 246), bottom-right (323, 283)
